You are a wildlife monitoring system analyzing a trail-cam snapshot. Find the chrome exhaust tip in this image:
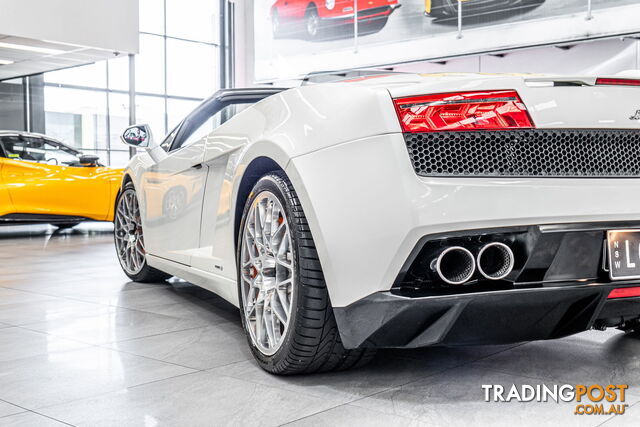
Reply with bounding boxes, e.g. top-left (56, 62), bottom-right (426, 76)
top-left (477, 242), bottom-right (514, 280)
top-left (435, 246), bottom-right (476, 285)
